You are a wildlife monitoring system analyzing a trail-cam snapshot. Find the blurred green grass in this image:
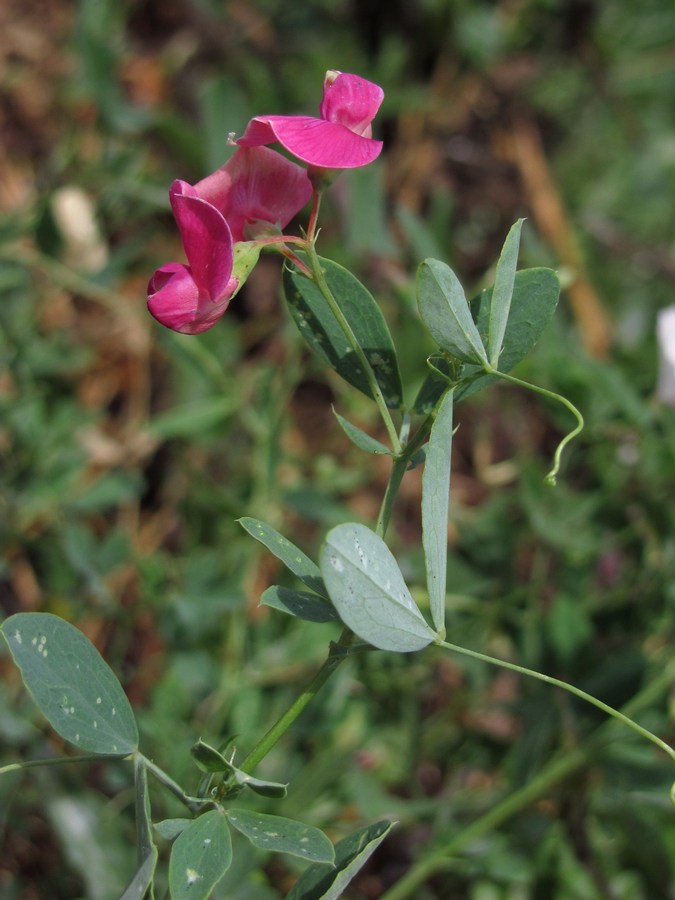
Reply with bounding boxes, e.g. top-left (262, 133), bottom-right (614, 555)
top-left (1, 0), bottom-right (674, 897)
